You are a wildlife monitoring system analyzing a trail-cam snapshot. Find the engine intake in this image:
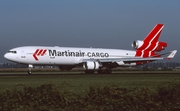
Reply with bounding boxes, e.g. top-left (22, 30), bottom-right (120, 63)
top-left (132, 40), bottom-right (144, 49)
